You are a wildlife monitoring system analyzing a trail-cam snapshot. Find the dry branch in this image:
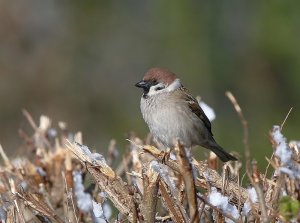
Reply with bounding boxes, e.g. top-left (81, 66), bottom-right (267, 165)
top-left (1, 112), bottom-right (299, 223)
top-left (141, 166), bottom-right (159, 223)
top-left (175, 142), bottom-right (199, 222)
top-left (66, 141), bottom-right (137, 222)
top-left (159, 181), bottom-right (187, 223)
top-left (141, 143), bottom-right (250, 204)
top-left (226, 91), bottom-right (267, 221)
